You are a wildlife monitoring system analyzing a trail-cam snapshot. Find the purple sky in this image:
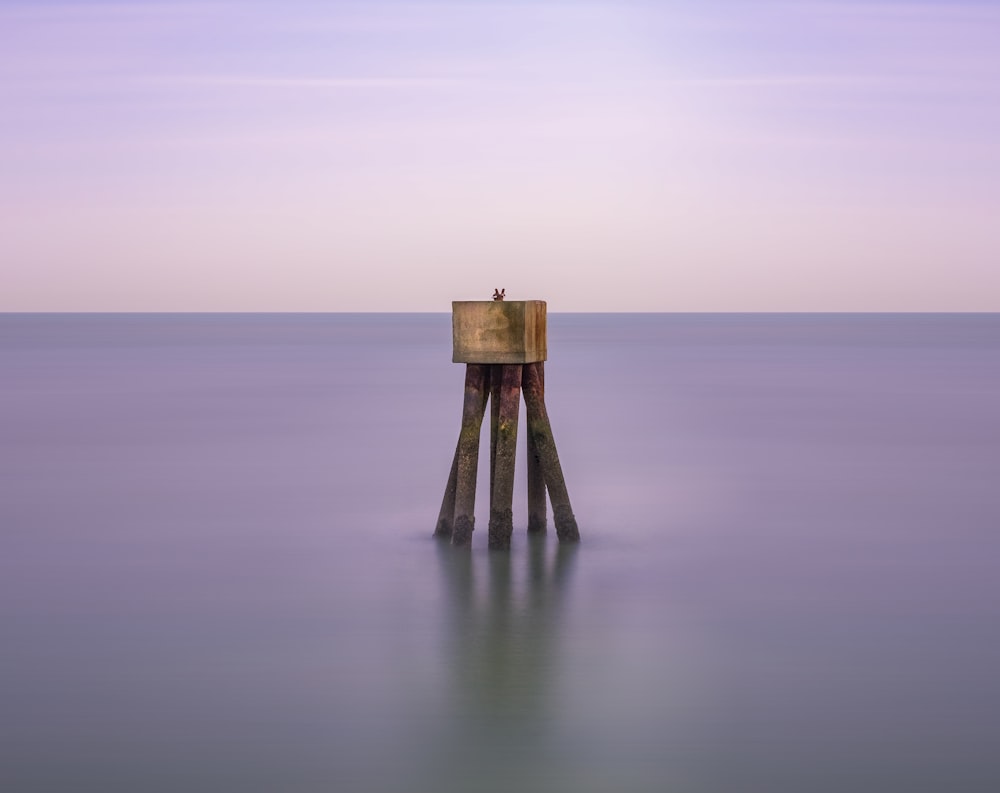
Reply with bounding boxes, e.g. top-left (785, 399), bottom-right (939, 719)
top-left (2, 1), bottom-right (998, 311)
